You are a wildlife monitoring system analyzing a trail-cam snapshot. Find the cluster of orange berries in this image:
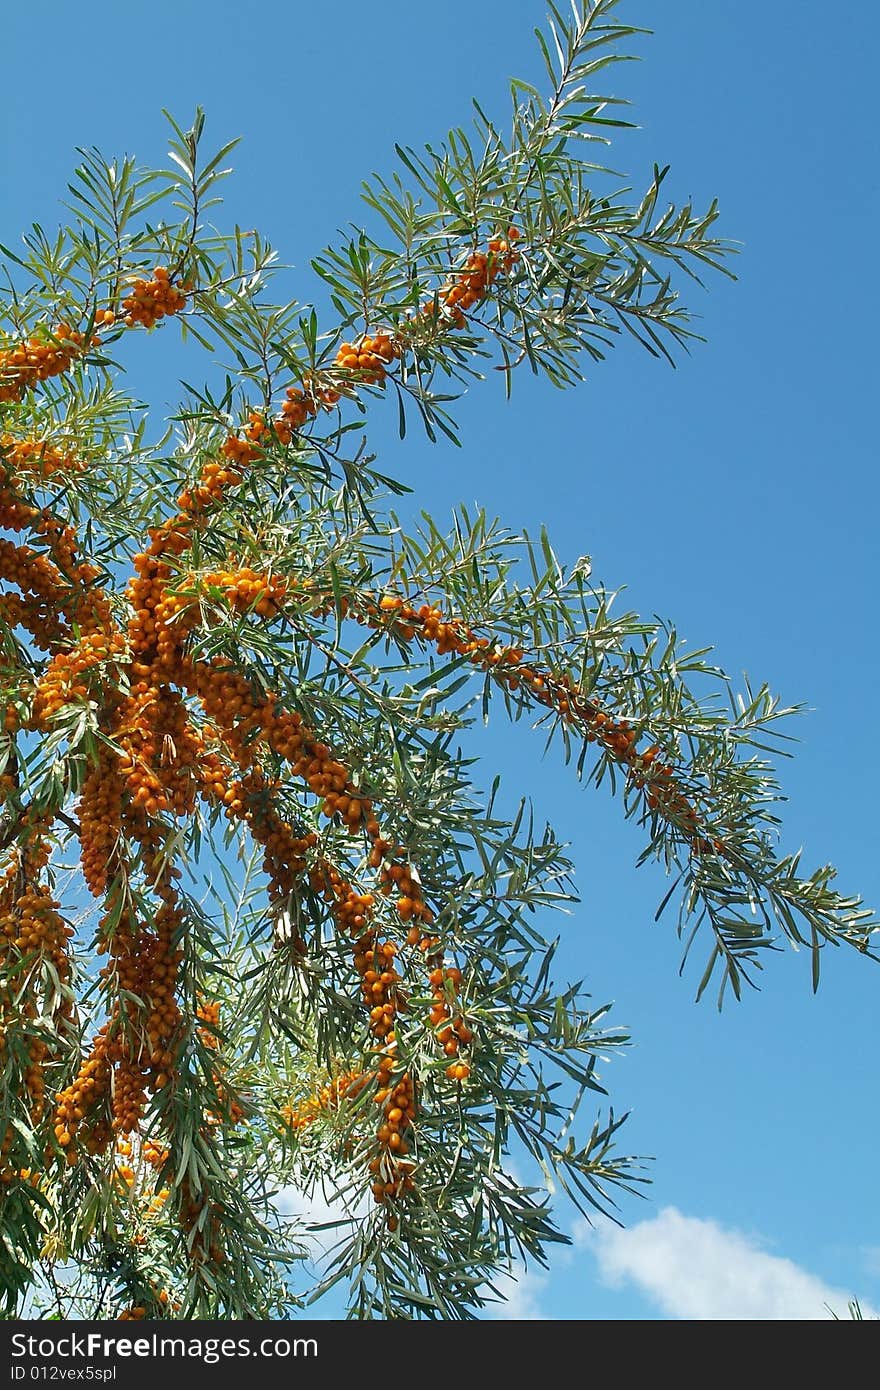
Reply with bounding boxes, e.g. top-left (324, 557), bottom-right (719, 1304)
top-left (371, 593), bottom-right (523, 671)
top-left (0, 591), bottom-right (67, 652)
top-left (324, 866), bottom-right (452, 1224)
top-left (121, 267), bottom-right (187, 329)
top-left (181, 452), bottom-right (244, 505)
top-left (196, 999), bottom-right (221, 1050)
top-left (115, 684), bottom-right (203, 819)
top-left (126, 870), bottom-right (183, 1093)
top-left (299, 743), bottom-right (375, 834)
top-left (365, 592), bottom-right (714, 846)
top-left (31, 629), bottom-right (127, 725)
top-left (0, 488), bottom-right (112, 660)
top-left (219, 412), bottom-right (273, 469)
top-left (374, 1070), bottom-right (415, 1159)
top-left (112, 912), bottom-right (181, 1126)
top-left (281, 1057), bottom-right (416, 1227)
top-left (375, 850), bottom-right (436, 939)
top-left (217, 384), bottom-right (336, 464)
top-left (369, 1069), bottom-right (417, 1225)
top-left (302, 857), bottom-right (423, 1222)
top-left (0, 317), bottom-right (110, 402)
top-left (125, 540), bottom-right (184, 660)
top-left (281, 1069), bottom-right (366, 1131)
top-left (0, 1157), bottom-right (39, 1187)
top-left (197, 757), bottom-right (312, 902)
top-left (0, 538), bottom-right (71, 612)
top-left (211, 383), bottom-right (337, 475)
top-left (0, 541), bottom-right (103, 671)
top-left (0, 833), bottom-right (74, 1169)
top-left (421, 229), bottom-right (520, 329)
top-left (280, 379), bottom-right (340, 428)
top-left (427, 965), bottom-right (472, 1081)
top-left (184, 659), bottom-right (377, 839)
top-left (0, 494), bottom-right (78, 585)
top-left (180, 1176), bottom-right (226, 1268)
top-left (0, 487), bottom-right (105, 589)
top-left (335, 332), bottom-right (399, 386)
top-left (193, 1000), bottom-right (247, 1128)
top-left (200, 565), bottom-right (288, 621)
top-left (77, 747), bottom-right (124, 896)
top-left (377, 858), bottom-right (434, 930)
top-left (143, 1137), bottom-right (169, 1171)
top-left (350, 927), bottom-right (400, 1042)
top-left (57, 840), bottom-right (185, 1151)
top-left (1, 884), bottom-right (74, 978)
top-left (276, 390), bottom-right (316, 434)
top-left (114, 1136), bottom-right (171, 1220)
top-left (54, 1026), bottom-right (112, 1158)
top-left (180, 624), bottom-right (476, 1101)
top-left (0, 434), bottom-right (84, 481)
top-left (43, 517), bottom-right (258, 1170)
